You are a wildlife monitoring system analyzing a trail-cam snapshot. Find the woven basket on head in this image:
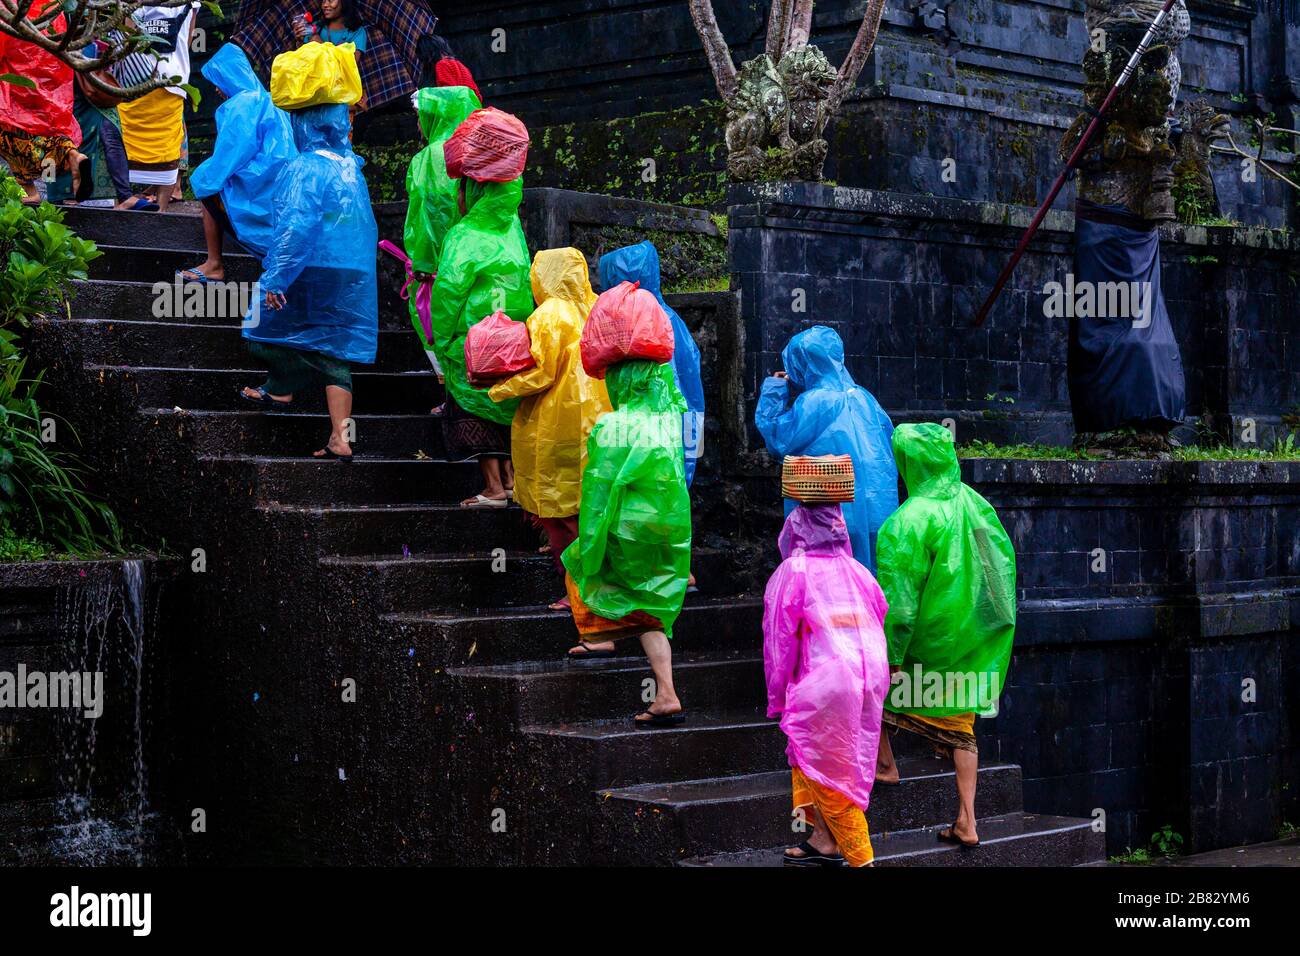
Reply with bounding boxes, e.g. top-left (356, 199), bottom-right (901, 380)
top-left (781, 455), bottom-right (855, 503)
